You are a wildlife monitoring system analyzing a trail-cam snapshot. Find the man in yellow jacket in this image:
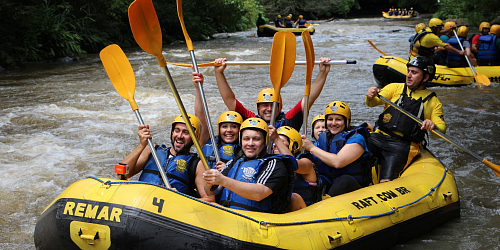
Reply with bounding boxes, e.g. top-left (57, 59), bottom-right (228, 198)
top-left (365, 56), bottom-right (446, 183)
